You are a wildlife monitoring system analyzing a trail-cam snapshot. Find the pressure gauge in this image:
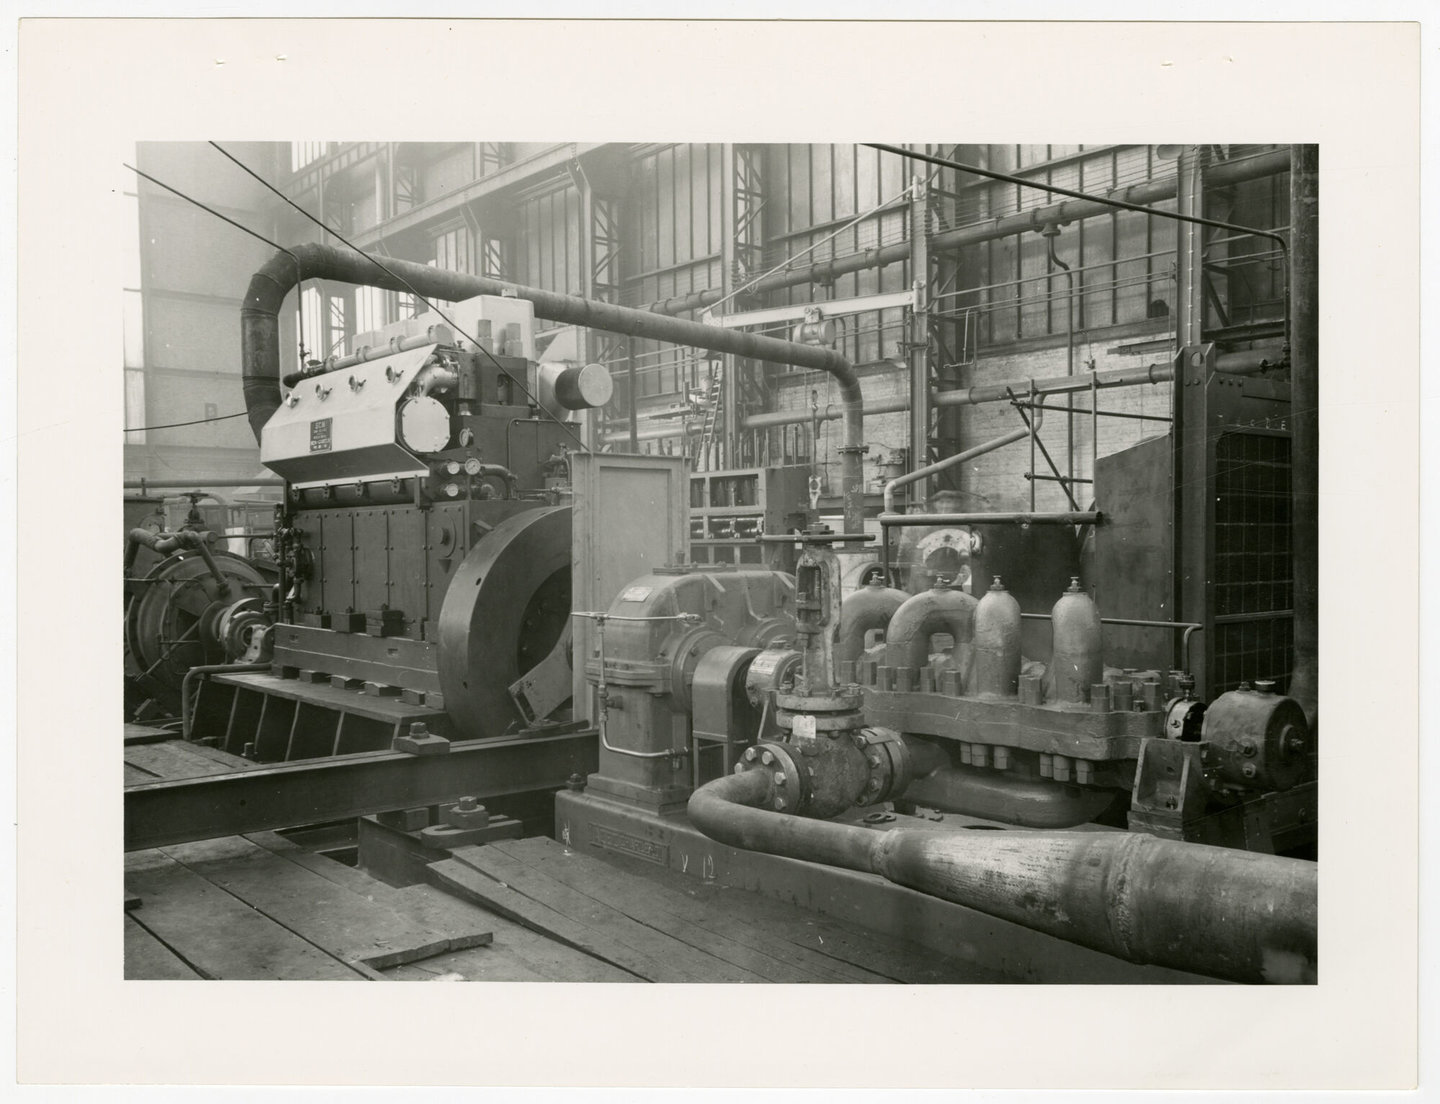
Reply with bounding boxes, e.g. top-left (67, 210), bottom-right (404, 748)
top-left (463, 457), bottom-right (483, 476)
